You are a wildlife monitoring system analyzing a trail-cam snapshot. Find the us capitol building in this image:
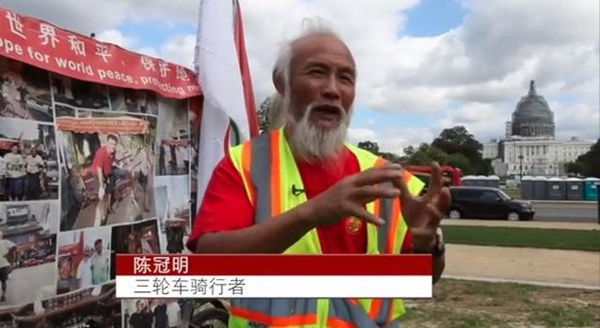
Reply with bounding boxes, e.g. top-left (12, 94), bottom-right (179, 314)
top-left (482, 80), bottom-right (593, 177)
